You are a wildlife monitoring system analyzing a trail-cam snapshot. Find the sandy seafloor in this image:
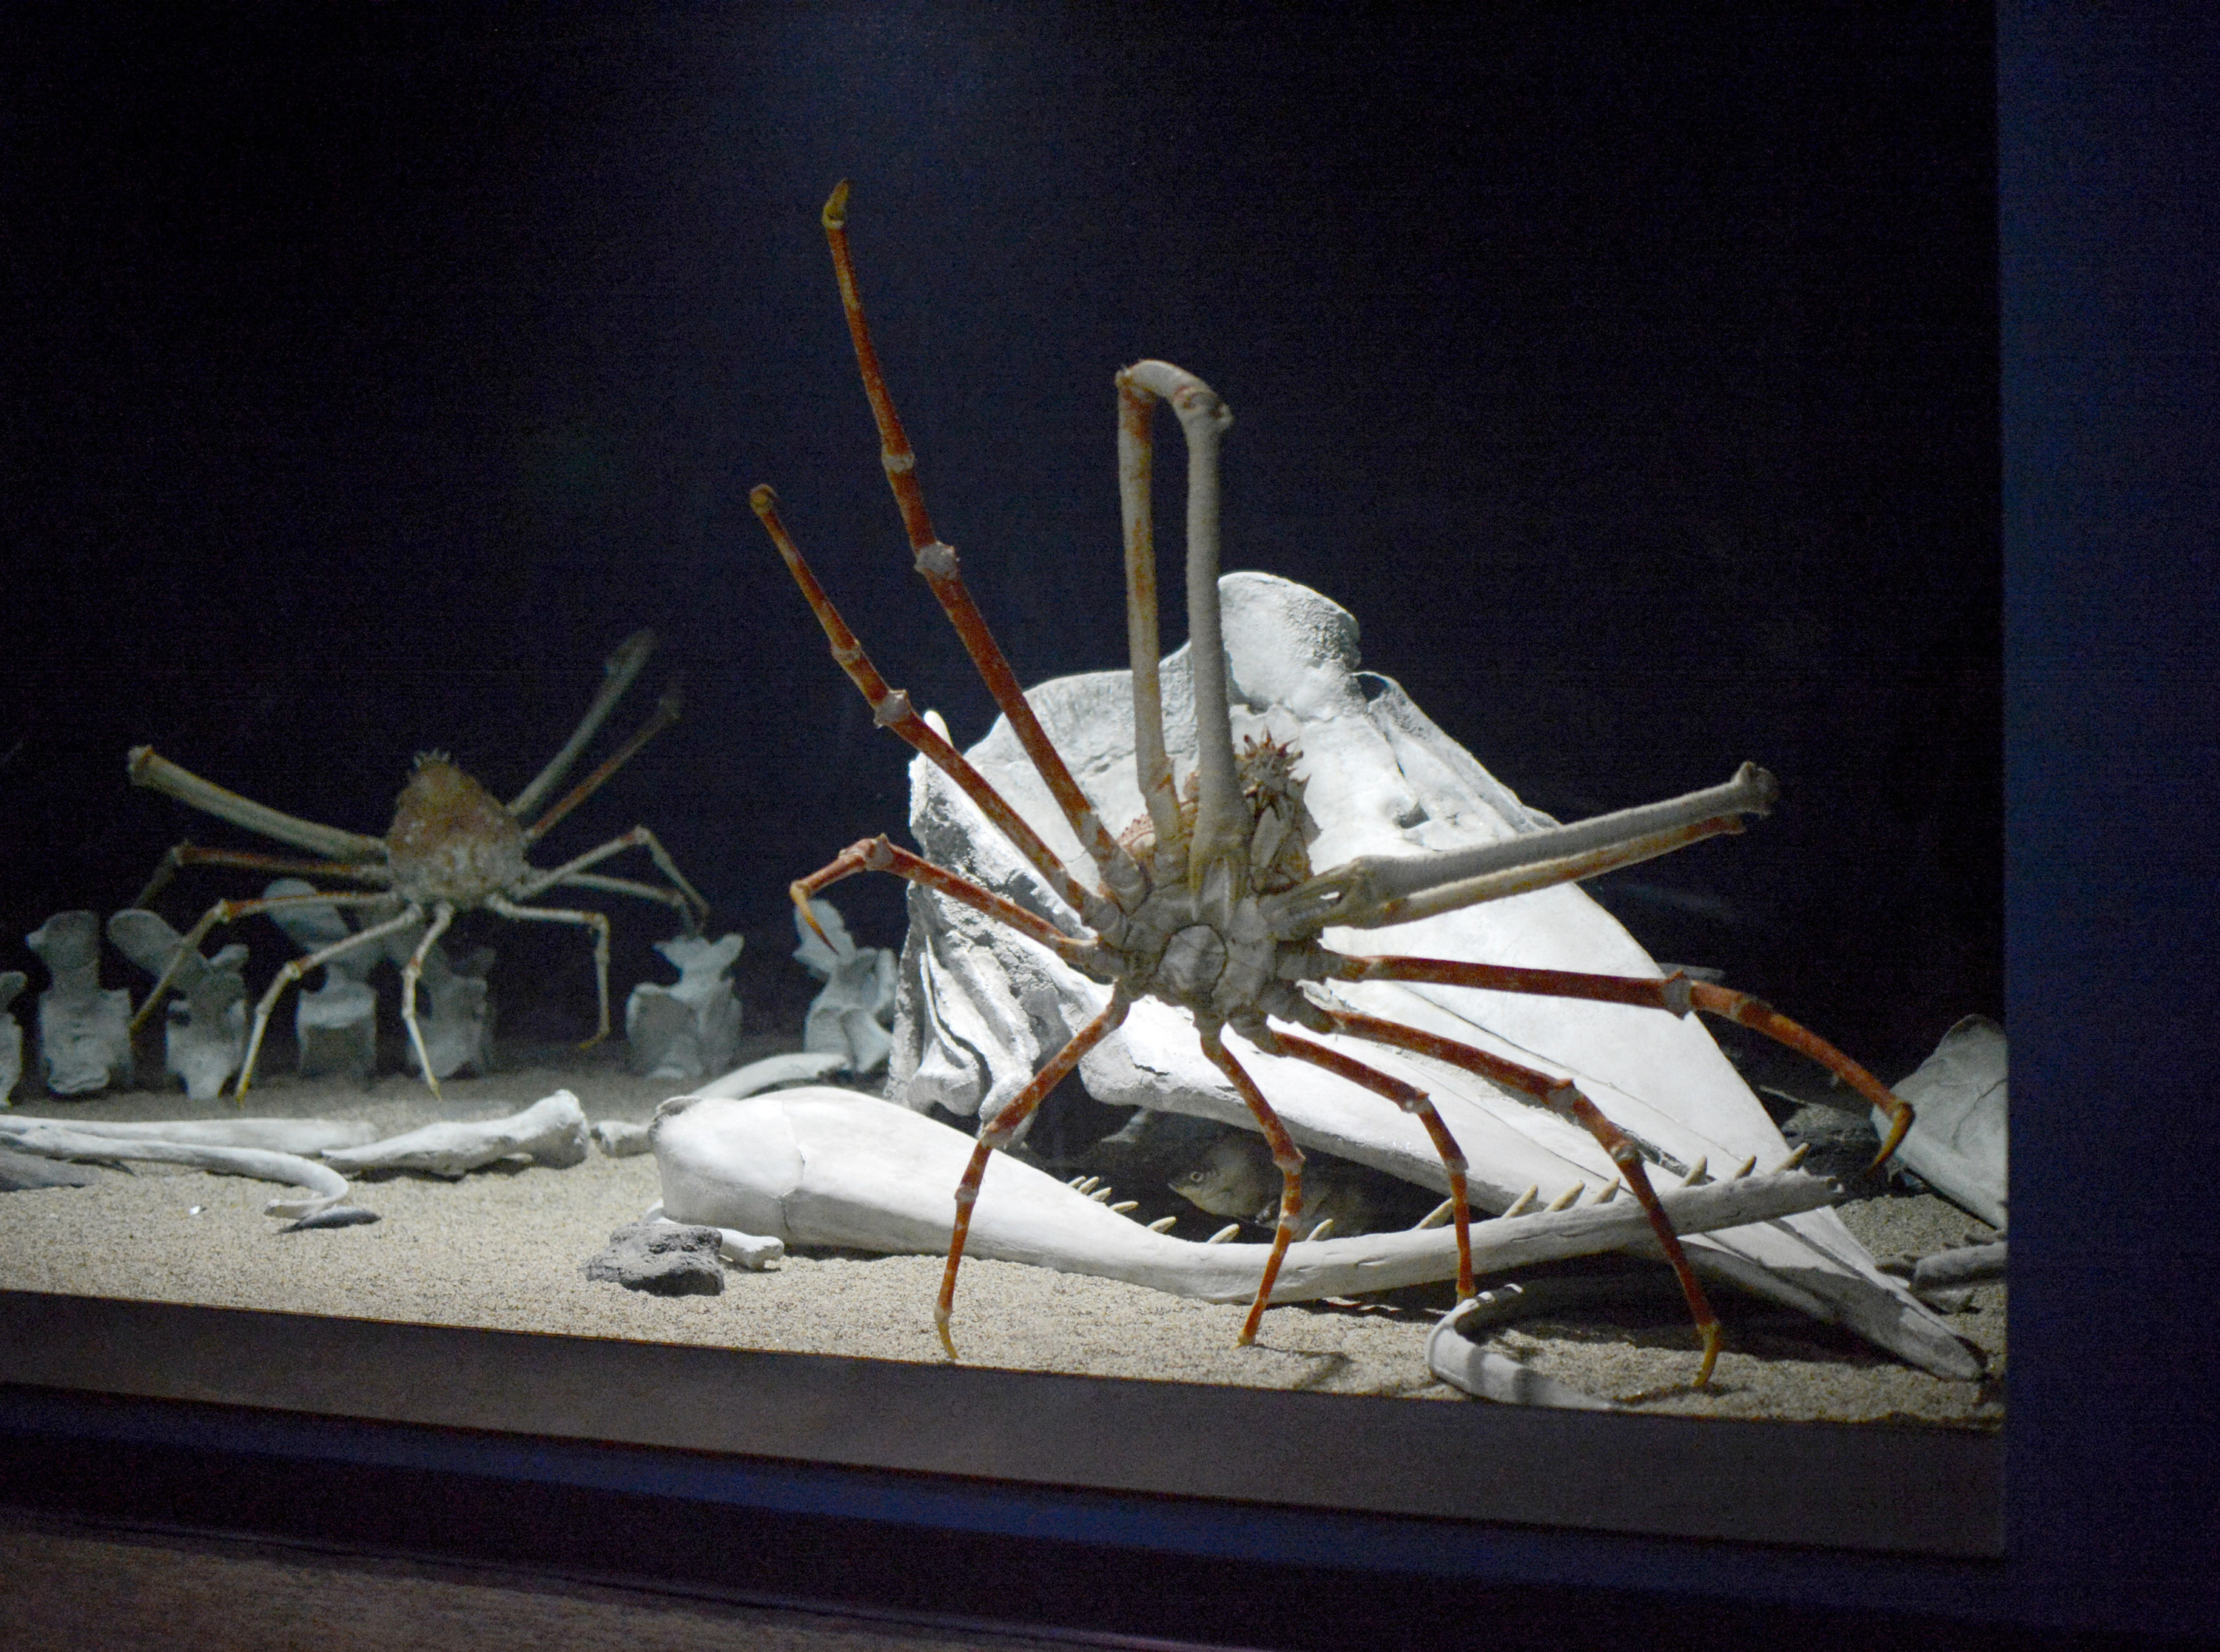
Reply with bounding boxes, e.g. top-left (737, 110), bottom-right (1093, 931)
top-left (0, 1035), bottom-right (2004, 1427)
